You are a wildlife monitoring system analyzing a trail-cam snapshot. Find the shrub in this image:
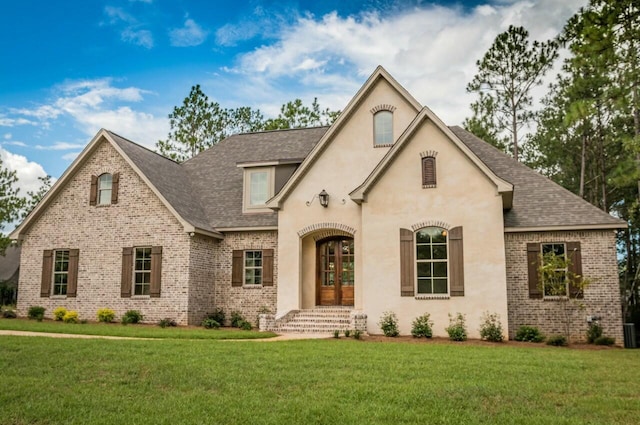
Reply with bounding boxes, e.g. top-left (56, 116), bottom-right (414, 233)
top-left (378, 311), bottom-right (399, 337)
top-left (53, 307), bottom-right (67, 321)
top-left (353, 329), bottom-right (362, 340)
top-left (158, 318), bottom-right (177, 328)
top-left (445, 313), bottom-right (467, 341)
top-left (230, 311), bottom-right (245, 328)
top-left (62, 310), bottom-right (79, 324)
top-left (344, 329), bottom-right (351, 338)
top-left (239, 320), bottom-right (253, 331)
top-left (594, 336), bottom-right (616, 346)
top-left (333, 330), bottom-right (340, 338)
top-left (411, 313), bottom-right (433, 338)
top-left (586, 322), bottom-right (603, 344)
top-left (121, 310), bottom-right (143, 325)
top-left (546, 335), bottom-right (568, 346)
top-left (479, 311), bottom-right (504, 342)
top-left (206, 308), bottom-right (226, 326)
top-left (2, 309), bottom-right (17, 319)
top-left (28, 306), bottom-right (46, 321)
top-left (202, 318), bottom-right (220, 329)
top-left (514, 325), bottom-right (545, 343)
top-left (97, 308), bottom-right (116, 323)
